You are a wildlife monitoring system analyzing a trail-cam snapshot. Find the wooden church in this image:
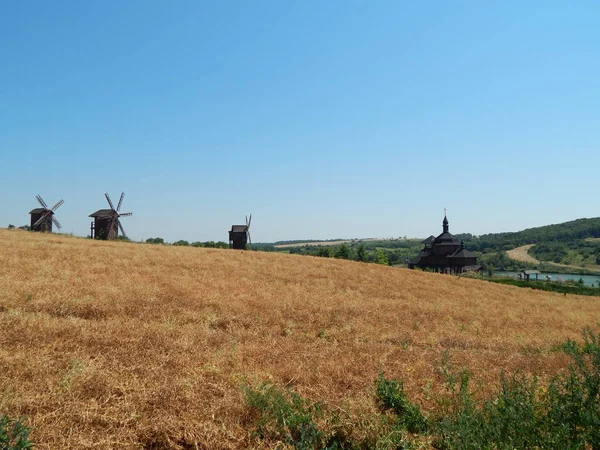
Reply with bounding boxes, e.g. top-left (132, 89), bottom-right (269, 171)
top-left (408, 214), bottom-right (479, 273)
